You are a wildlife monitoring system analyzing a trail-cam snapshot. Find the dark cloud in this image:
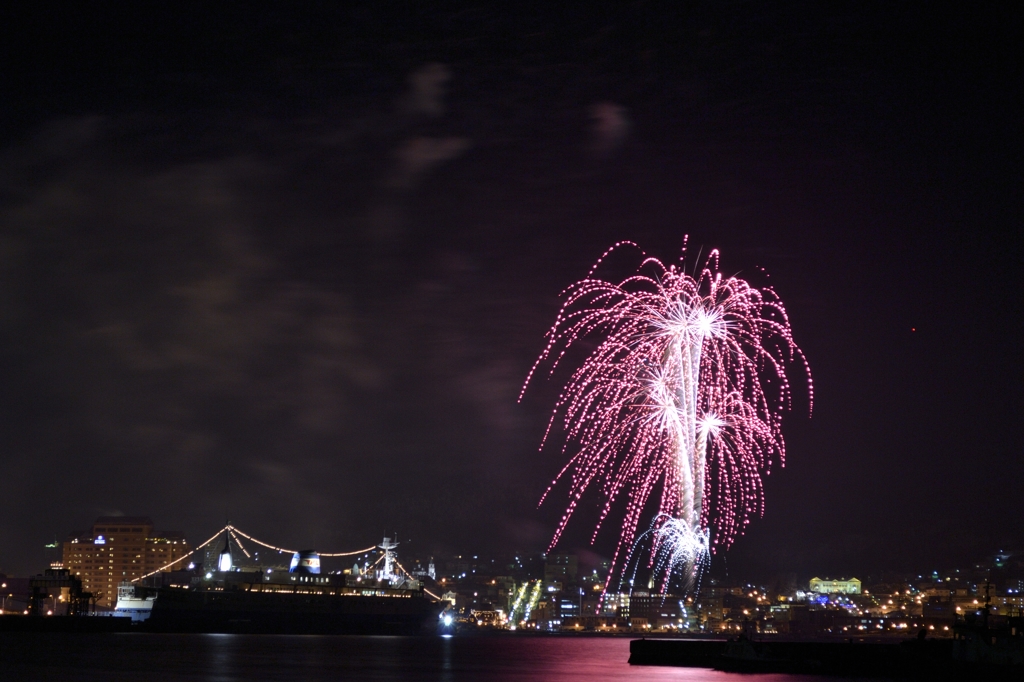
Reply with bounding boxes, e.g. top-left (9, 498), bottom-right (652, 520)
top-left (588, 102), bottom-right (629, 156)
top-left (405, 63), bottom-right (453, 118)
top-left (3, 27), bottom-right (608, 570)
